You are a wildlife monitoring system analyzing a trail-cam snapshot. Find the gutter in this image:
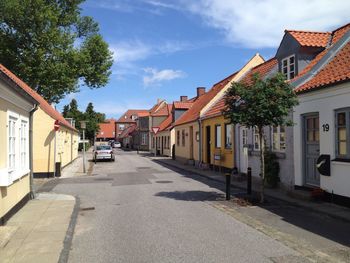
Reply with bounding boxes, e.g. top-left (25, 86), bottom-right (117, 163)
top-left (29, 103), bottom-right (38, 199)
